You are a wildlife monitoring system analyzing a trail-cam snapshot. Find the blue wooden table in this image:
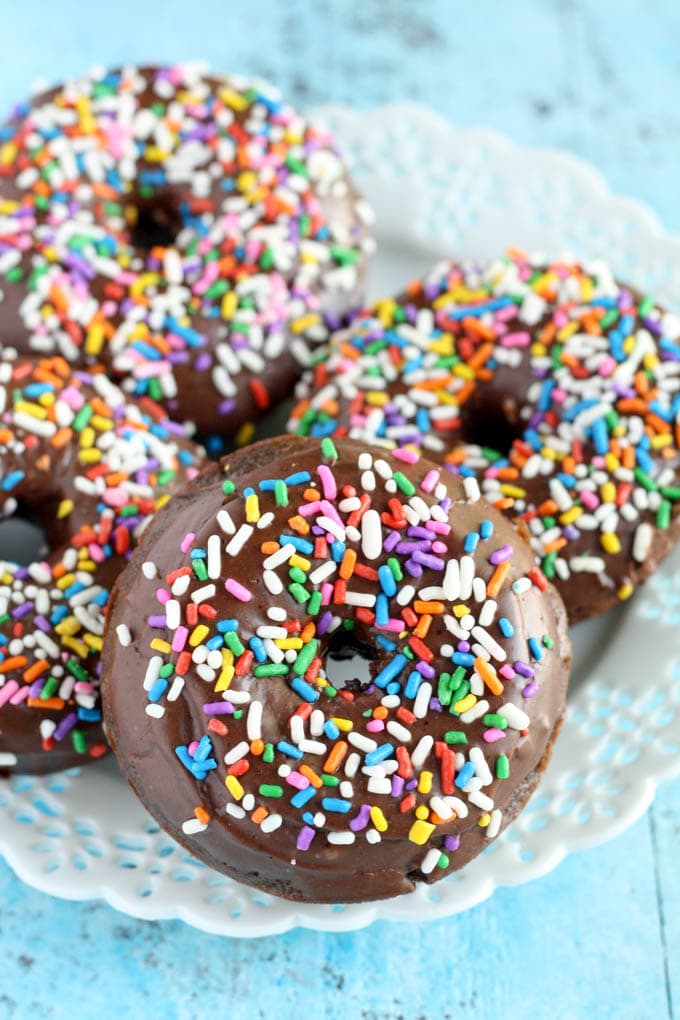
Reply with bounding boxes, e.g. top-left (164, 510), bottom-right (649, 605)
top-left (0, 3), bottom-right (678, 1017)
